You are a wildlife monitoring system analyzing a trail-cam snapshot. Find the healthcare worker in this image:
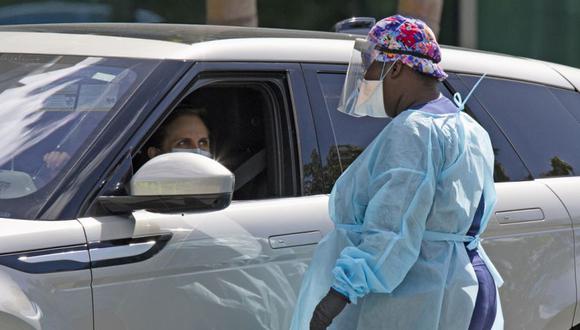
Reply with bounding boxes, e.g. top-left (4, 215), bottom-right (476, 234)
top-left (290, 15), bottom-right (503, 330)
